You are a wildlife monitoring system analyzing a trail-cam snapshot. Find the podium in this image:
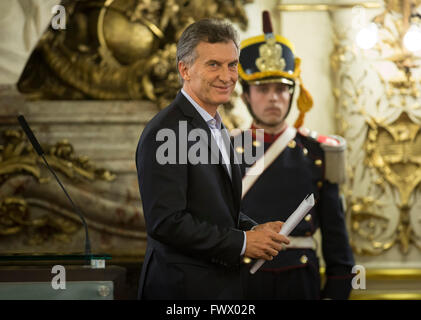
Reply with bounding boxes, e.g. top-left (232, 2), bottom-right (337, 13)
top-left (0, 254), bottom-right (127, 300)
